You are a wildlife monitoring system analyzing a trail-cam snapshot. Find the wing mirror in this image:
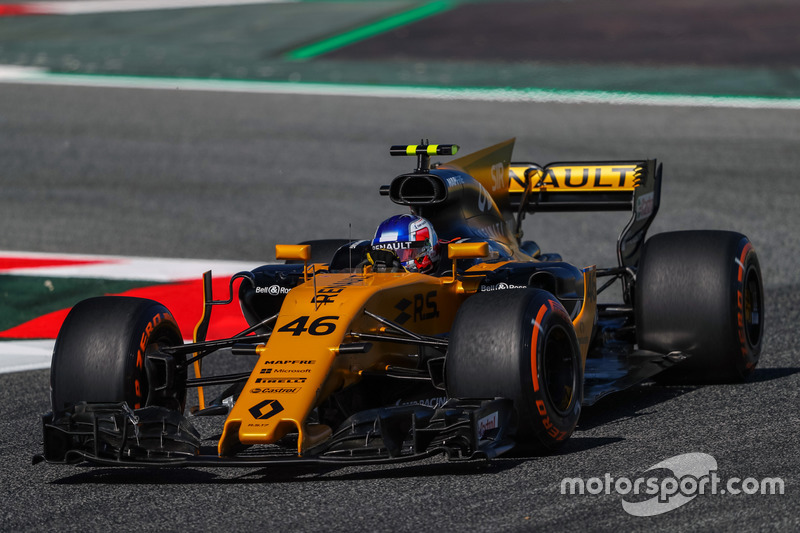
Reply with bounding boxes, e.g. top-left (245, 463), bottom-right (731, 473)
top-left (447, 242), bottom-right (489, 282)
top-left (276, 244), bottom-right (311, 281)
